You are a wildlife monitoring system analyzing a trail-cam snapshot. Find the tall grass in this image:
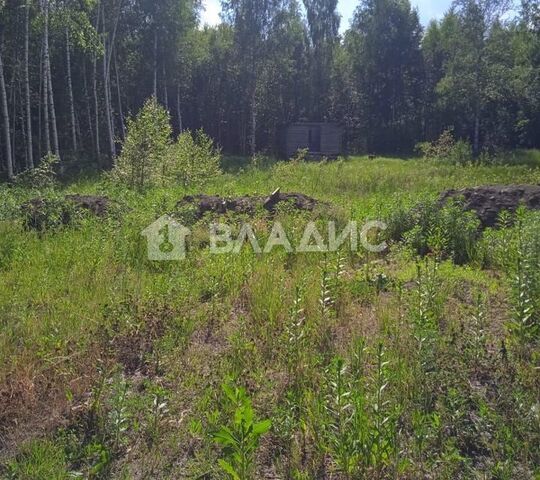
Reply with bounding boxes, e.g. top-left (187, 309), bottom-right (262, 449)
top-left (1, 152), bottom-right (540, 478)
